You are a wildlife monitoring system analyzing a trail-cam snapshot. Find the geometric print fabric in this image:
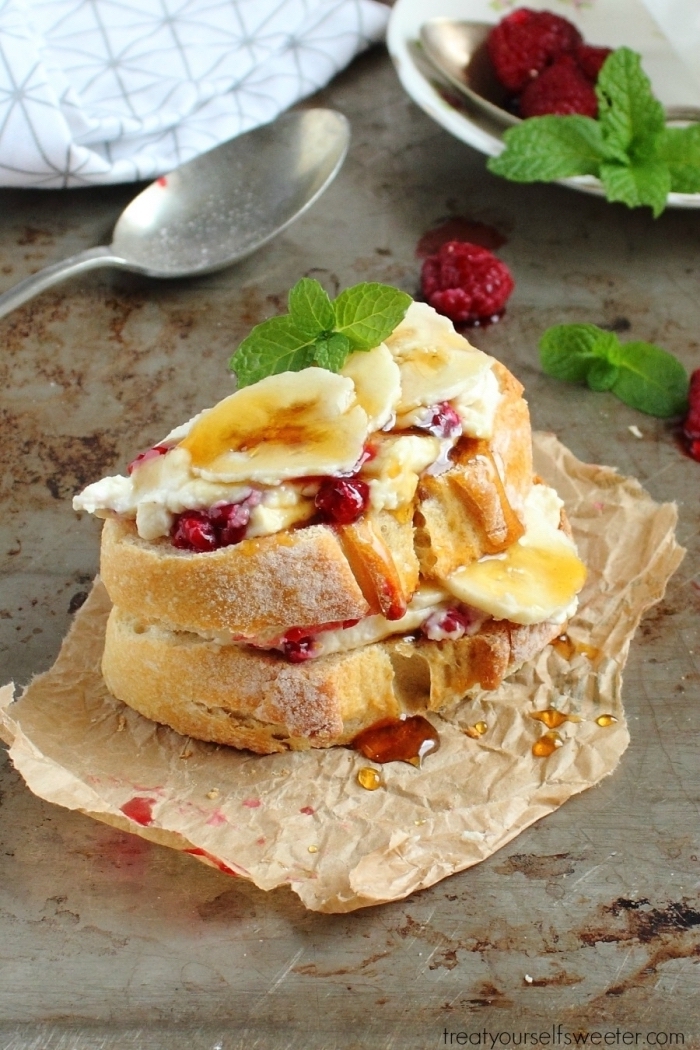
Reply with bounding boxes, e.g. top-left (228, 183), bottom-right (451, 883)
top-left (0, 0), bottom-right (389, 186)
